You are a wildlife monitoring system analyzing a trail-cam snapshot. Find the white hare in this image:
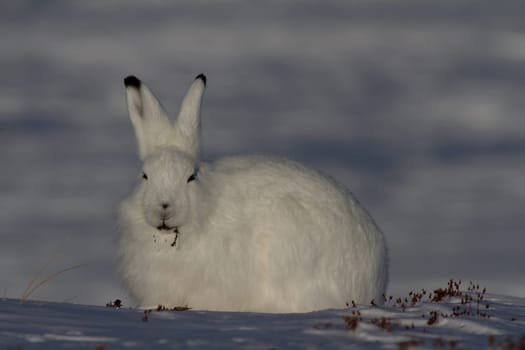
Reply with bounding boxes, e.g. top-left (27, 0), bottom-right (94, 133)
top-left (117, 74), bottom-right (388, 313)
